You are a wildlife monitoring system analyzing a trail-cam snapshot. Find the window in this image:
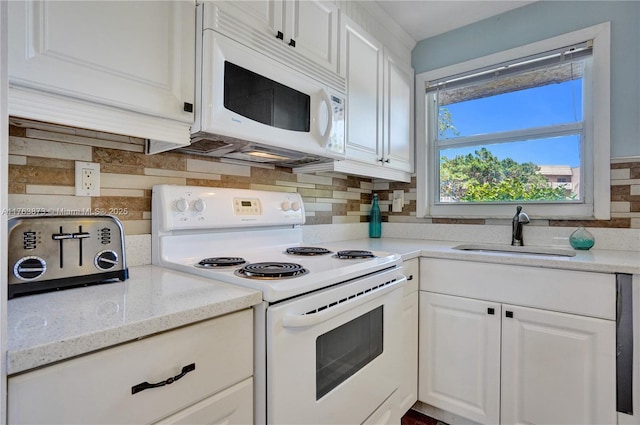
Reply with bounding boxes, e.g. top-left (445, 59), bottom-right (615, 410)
top-left (415, 23), bottom-right (611, 219)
